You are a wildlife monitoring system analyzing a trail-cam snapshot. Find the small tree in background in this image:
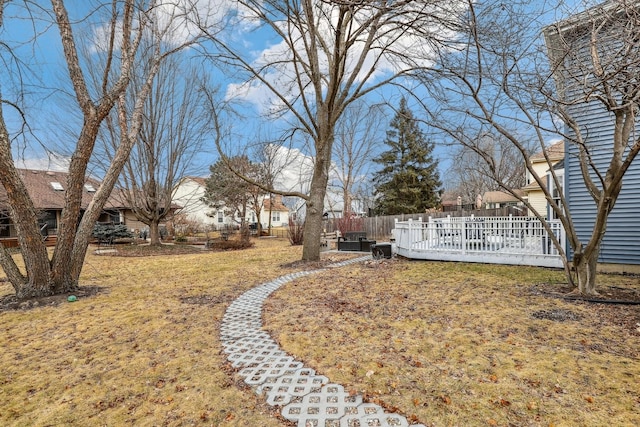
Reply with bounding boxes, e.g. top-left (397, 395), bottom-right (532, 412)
top-left (335, 215), bottom-right (364, 236)
top-left (203, 156), bottom-right (263, 227)
top-left (287, 217), bottom-right (304, 246)
top-left (373, 98), bottom-right (441, 215)
top-left (92, 224), bottom-right (134, 245)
